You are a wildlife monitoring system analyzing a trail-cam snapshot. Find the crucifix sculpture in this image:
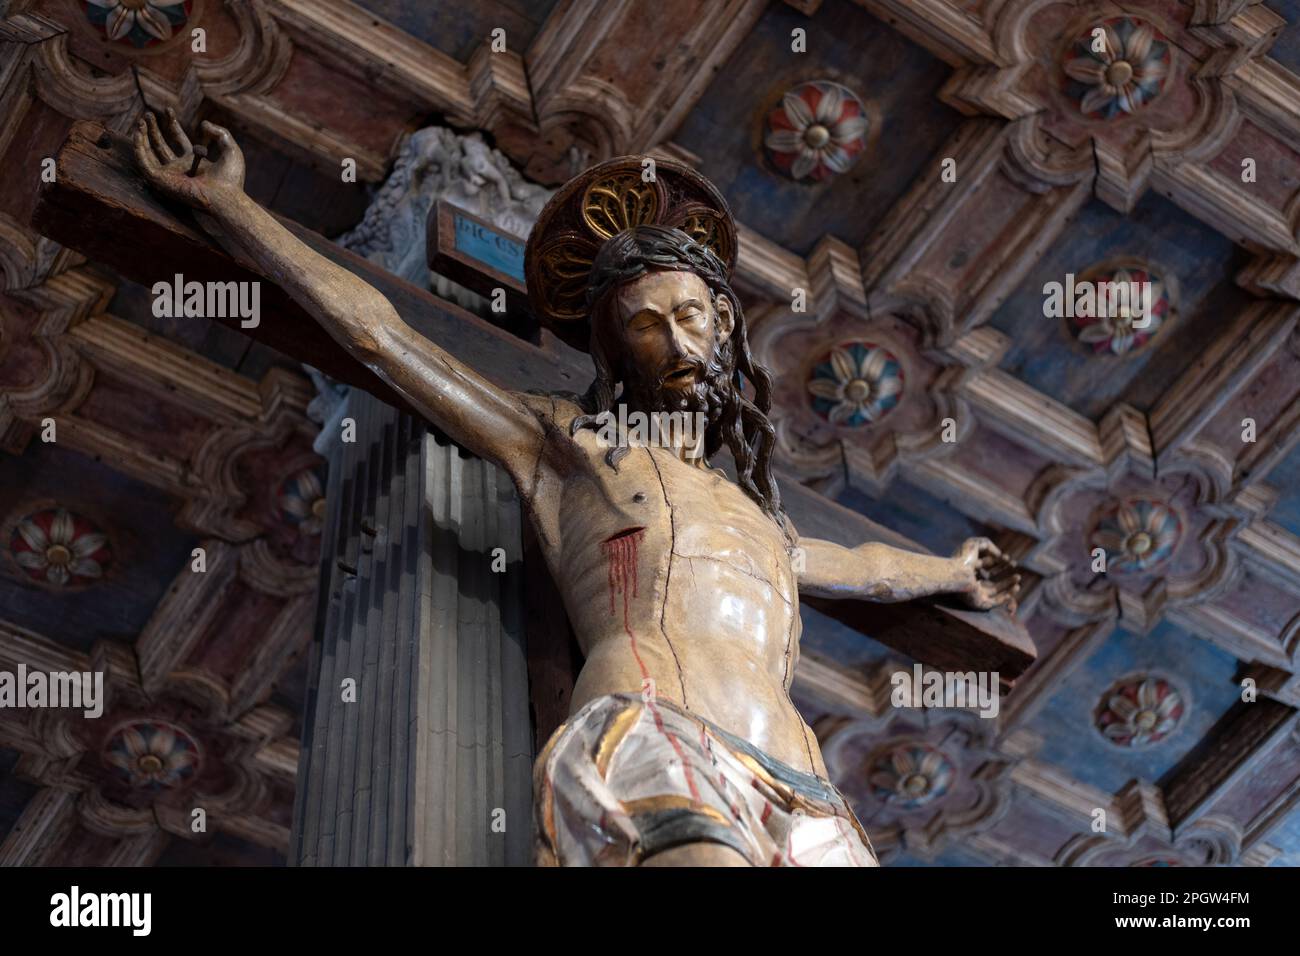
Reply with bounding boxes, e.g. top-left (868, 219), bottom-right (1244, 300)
top-left (51, 111), bottom-right (1027, 867)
